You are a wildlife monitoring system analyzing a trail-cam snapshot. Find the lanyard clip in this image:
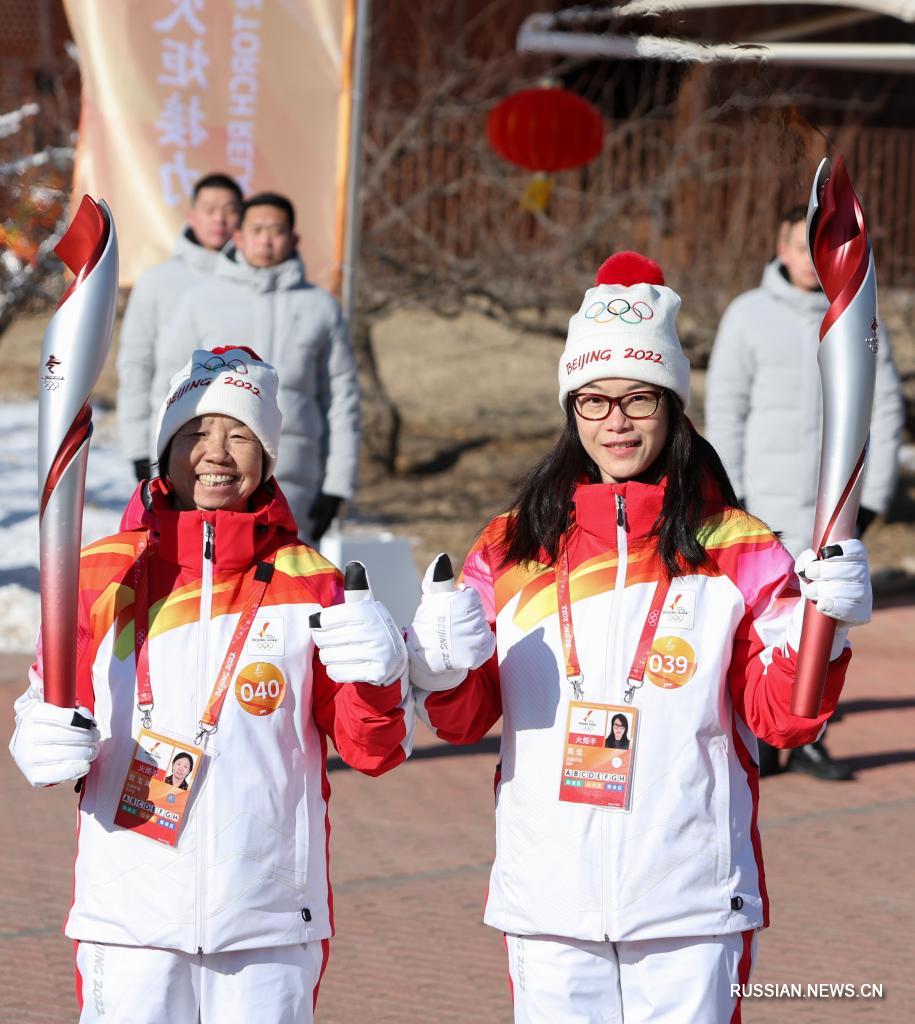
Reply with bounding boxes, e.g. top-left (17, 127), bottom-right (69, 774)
top-left (568, 674), bottom-right (584, 700)
top-left (137, 702), bottom-right (153, 729)
top-left (623, 679), bottom-right (642, 705)
top-left (195, 722), bottom-right (217, 746)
